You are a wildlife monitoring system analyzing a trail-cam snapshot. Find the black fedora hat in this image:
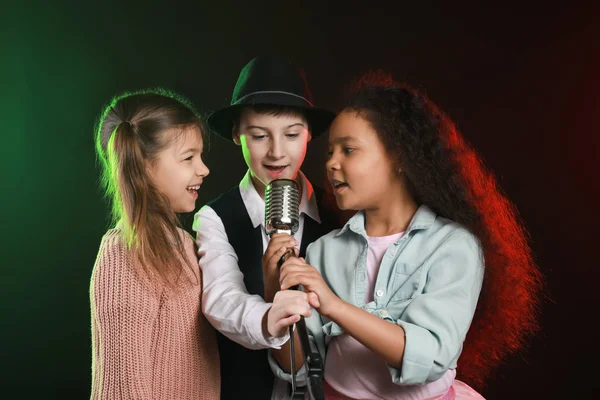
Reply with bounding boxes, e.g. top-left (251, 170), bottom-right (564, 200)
top-left (207, 56), bottom-right (336, 142)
